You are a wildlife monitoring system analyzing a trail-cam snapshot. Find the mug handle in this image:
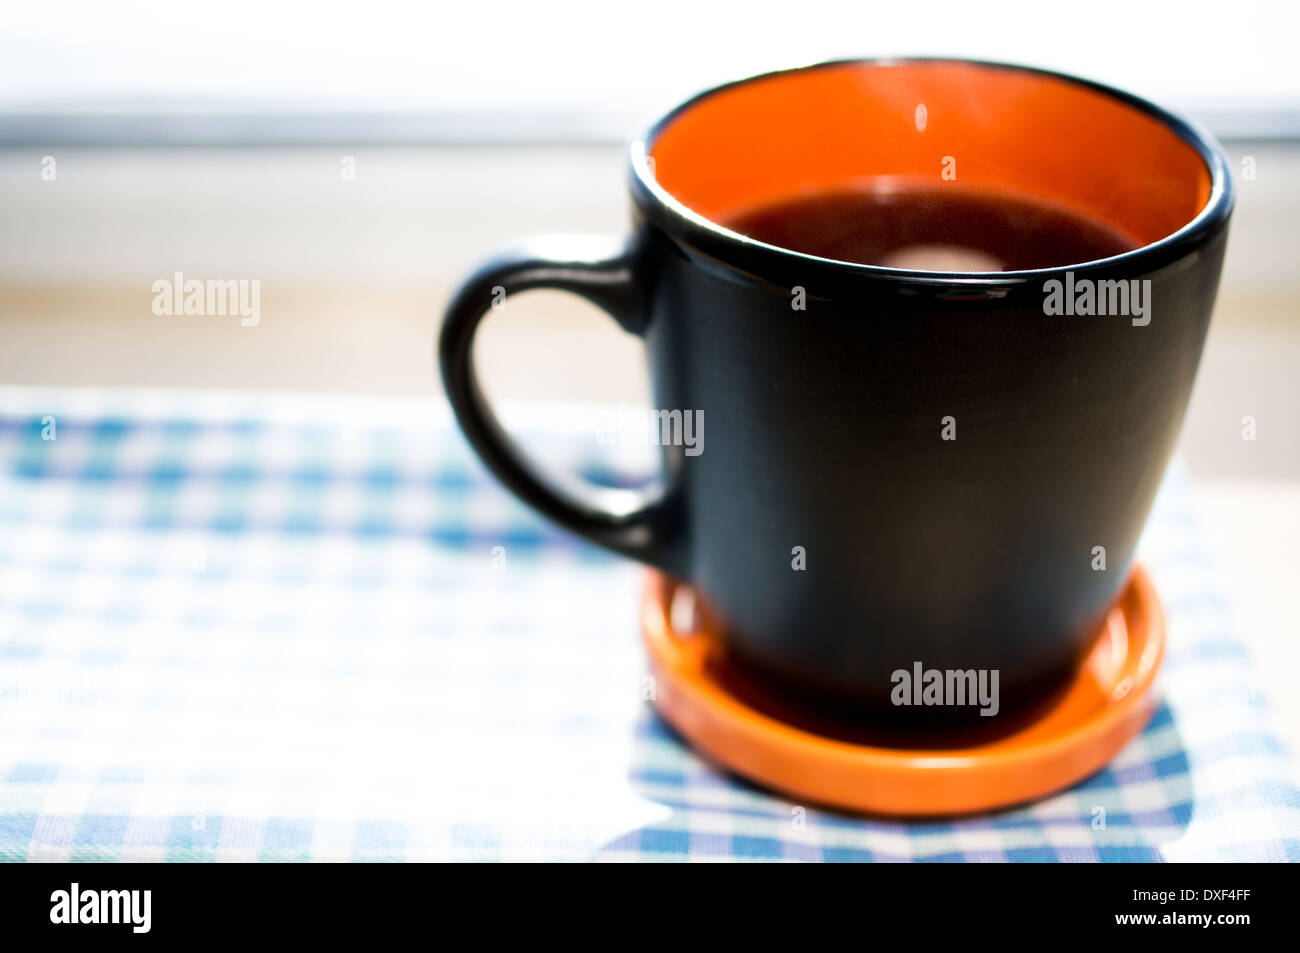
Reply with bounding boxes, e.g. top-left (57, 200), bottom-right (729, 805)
top-left (438, 235), bottom-right (684, 575)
